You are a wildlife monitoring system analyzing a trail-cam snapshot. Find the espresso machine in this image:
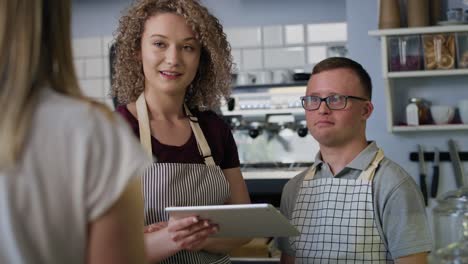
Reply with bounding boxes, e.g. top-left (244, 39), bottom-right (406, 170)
top-left (220, 82), bottom-right (319, 205)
